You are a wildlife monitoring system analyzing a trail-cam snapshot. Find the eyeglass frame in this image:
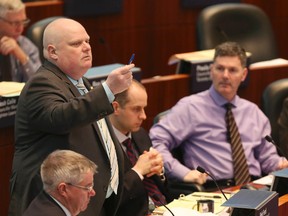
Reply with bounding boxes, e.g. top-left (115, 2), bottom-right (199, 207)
top-left (0, 17), bottom-right (30, 27)
top-left (66, 182), bottom-right (94, 193)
